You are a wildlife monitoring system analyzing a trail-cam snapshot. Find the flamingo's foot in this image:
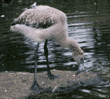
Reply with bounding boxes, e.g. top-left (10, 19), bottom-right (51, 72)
top-left (30, 80), bottom-right (44, 93)
top-left (47, 73), bottom-right (59, 80)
